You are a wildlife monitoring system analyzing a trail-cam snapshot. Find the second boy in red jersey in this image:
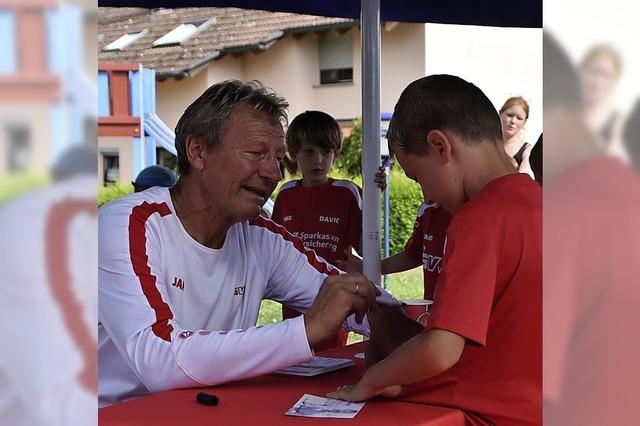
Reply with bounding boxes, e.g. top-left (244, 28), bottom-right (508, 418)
top-left (272, 111), bottom-right (385, 350)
